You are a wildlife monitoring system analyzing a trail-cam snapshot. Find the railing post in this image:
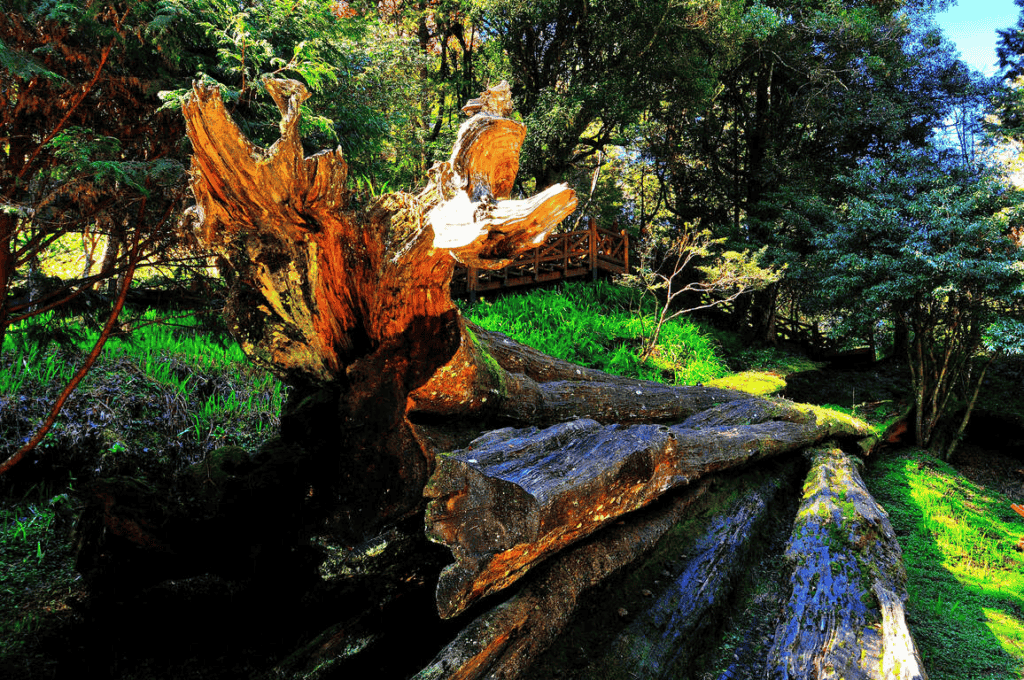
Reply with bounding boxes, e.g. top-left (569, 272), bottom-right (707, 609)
top-left (561, 232), bottom-right (568, 278)
top-left (621, 229), bottom-right (629, 275)
top-left (589, 217), bottom-right (598, 281)
top-left (468, 266), bottom-right (478, 304)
